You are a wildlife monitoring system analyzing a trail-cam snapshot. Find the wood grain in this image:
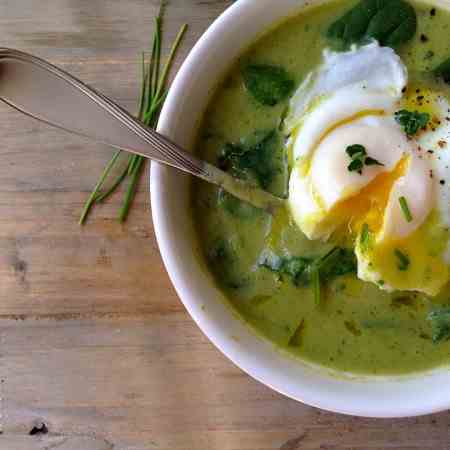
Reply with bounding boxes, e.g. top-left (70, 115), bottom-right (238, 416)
top-left (1, 1), bottom-right (450, 449)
